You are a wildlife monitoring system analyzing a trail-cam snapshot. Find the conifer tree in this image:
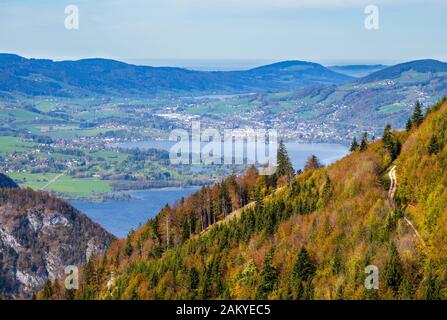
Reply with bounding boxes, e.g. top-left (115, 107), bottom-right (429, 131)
top-left (428, 135), bottom-right (441, 155)
top-left (422, 262), bottom-right (441, 300)
top-left (350, 137), bottom-right (359, 152)
top-left (125, 239), bottom-right (133, 257)
top-left (391, 139), bottom-right (402, 160)
top-left (382, 124), bottom-right (393, 149)
top-left (321, 174), bottom-right (332, 203)
top-left (219, 182), bottom-right (232, 218)
top-left (405, 118), bottom-right (413, 131)
top-left (411, 101), bottom-right (424, 127)
top-left (304, 155), bottom-right (323, 171)
top-left (256, 249), bottom-right (278, 298)
top-left (359, 132), bottom-right (368, 151)
top-left (181, 217), bottom-right (191, 243)
top-left (276, 140), bottom-right (294, 186)
top-left (292, 246), bottom-right (316, 300)
top-left (381, 124), bottom-right (401, 160)
top-left (292, 247), bottom-right (316, 282)
top-left (188, 267), bottom-right (200, 291)
top-left (383, 243), bottom-right (403, 294)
